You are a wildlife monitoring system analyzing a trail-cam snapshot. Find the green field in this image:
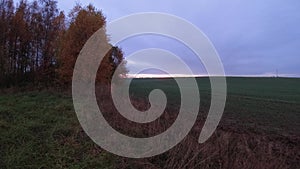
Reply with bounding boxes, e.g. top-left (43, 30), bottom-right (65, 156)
top-left (0, 77), bottom-right (299, 168)
top-left (0, 92), bottom-right (116, 169)
top-left (129, 77), bottom-right (300, 135)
